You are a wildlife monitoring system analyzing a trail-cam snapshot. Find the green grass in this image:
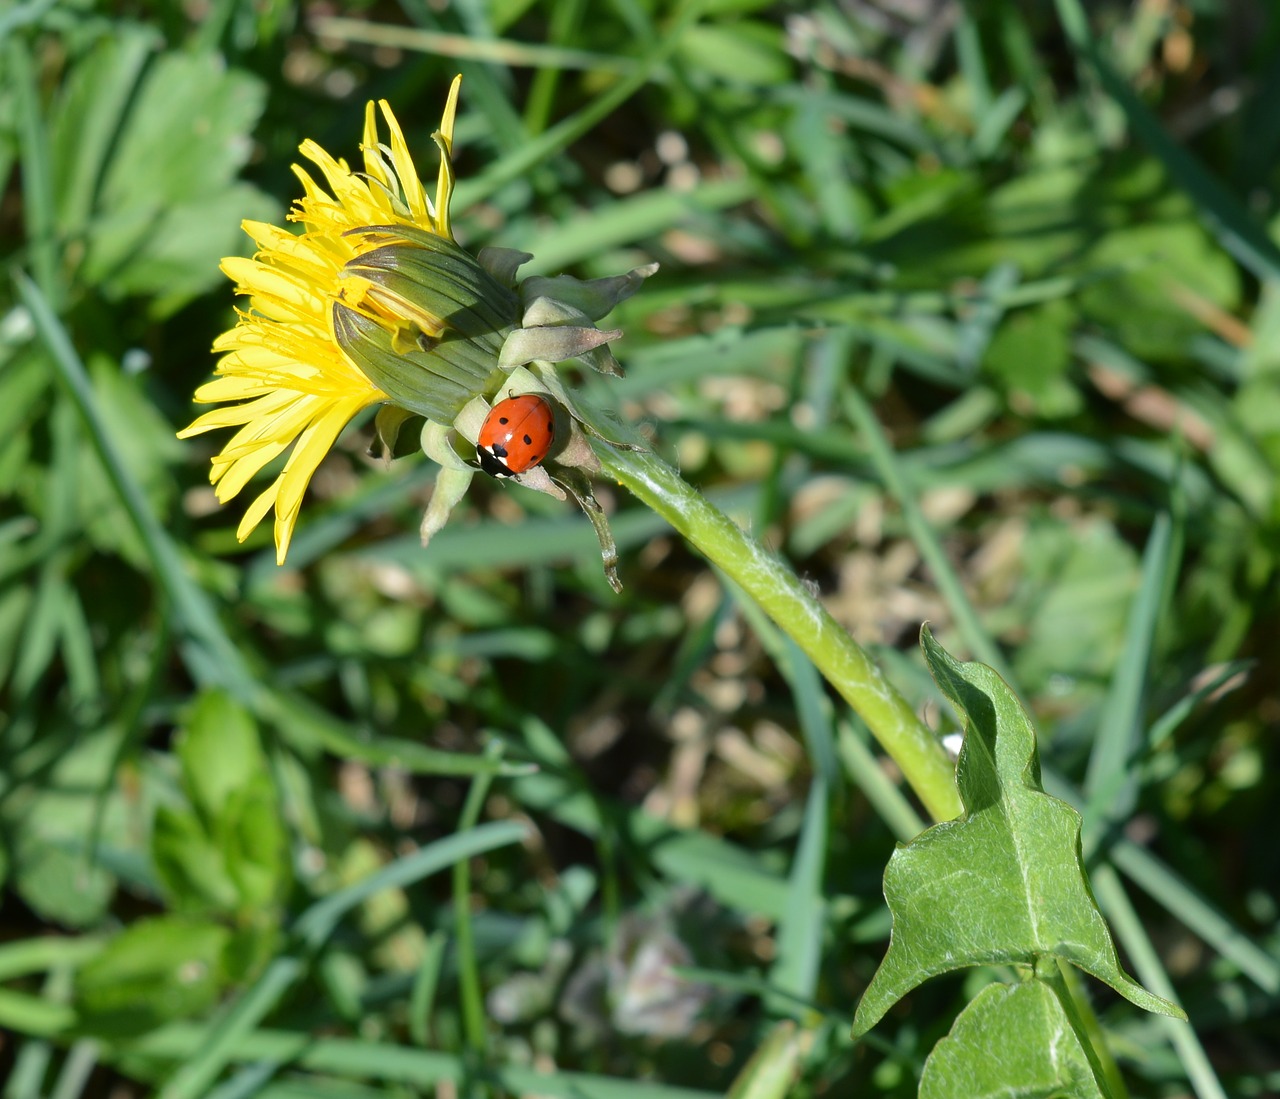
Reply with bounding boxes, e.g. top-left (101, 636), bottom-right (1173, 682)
top-left (2, 1), bottom-right (1279, 1096)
